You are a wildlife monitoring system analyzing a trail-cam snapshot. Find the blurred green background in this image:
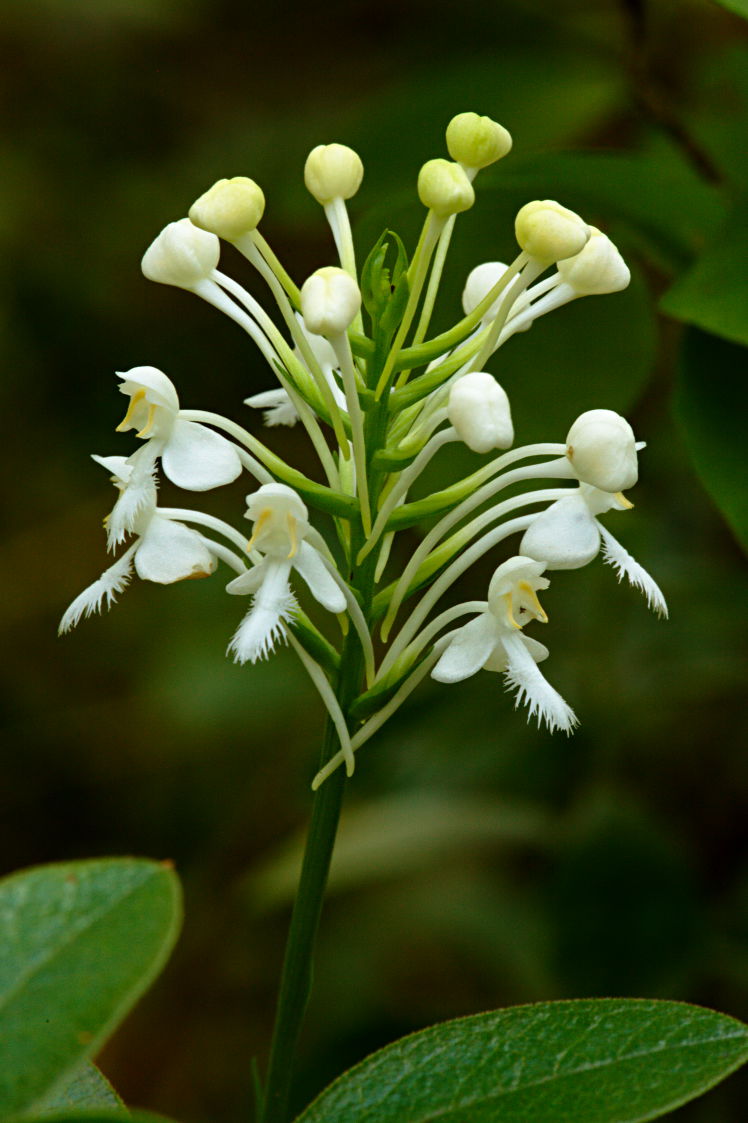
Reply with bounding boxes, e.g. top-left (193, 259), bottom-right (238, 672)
top-left (2, 0), bottom-right (748, 1119)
